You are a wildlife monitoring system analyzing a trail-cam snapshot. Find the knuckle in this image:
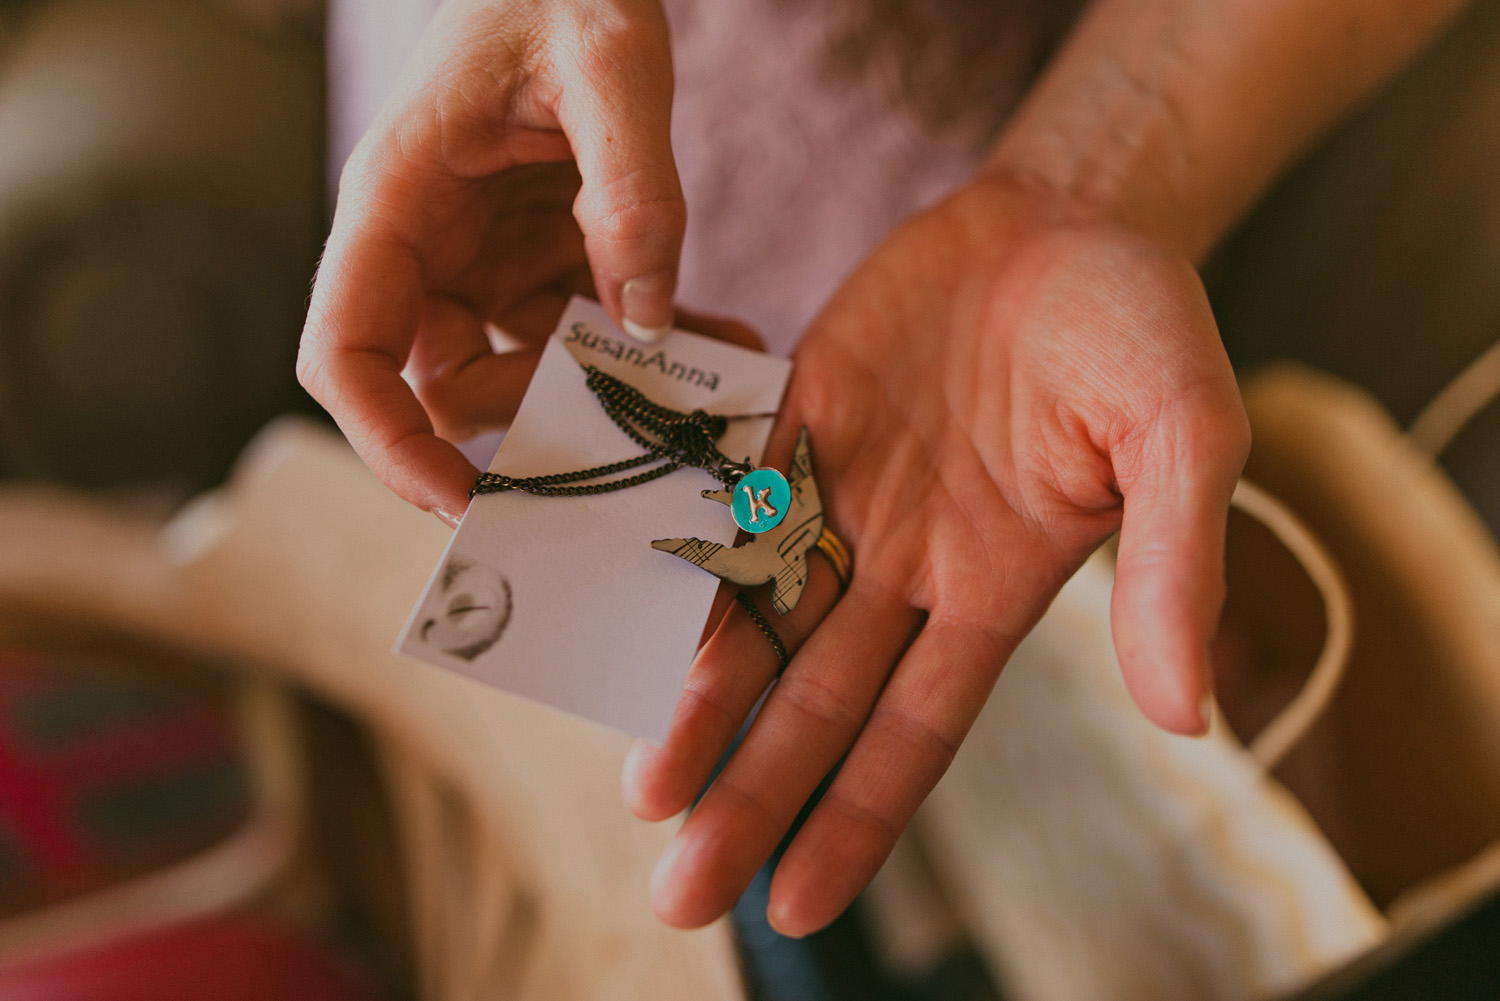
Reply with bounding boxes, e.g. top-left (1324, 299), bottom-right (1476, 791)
top-left (866, 705), bottom-right (959, 773)
top-left (778, 670), bottom-right (860, 733)
top-left (1222, 401), bottom-right (1253, 467)
top-left (579, 188), bottom-right (686, 248)
top-left (678, 674), bottom-right (746, 731)
top-left (715, 773), bottom-right (793, 835)
top-left (1185, 387), bottom-right (1252, 473)
top-left (294, 341), bottom-right (325, 398)
top-left (336, 133), bottom-right (393, 205)
top-left (568, 11), bottom-right (666, 80)
top-left (823, 789), bottom-right (903, 846)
